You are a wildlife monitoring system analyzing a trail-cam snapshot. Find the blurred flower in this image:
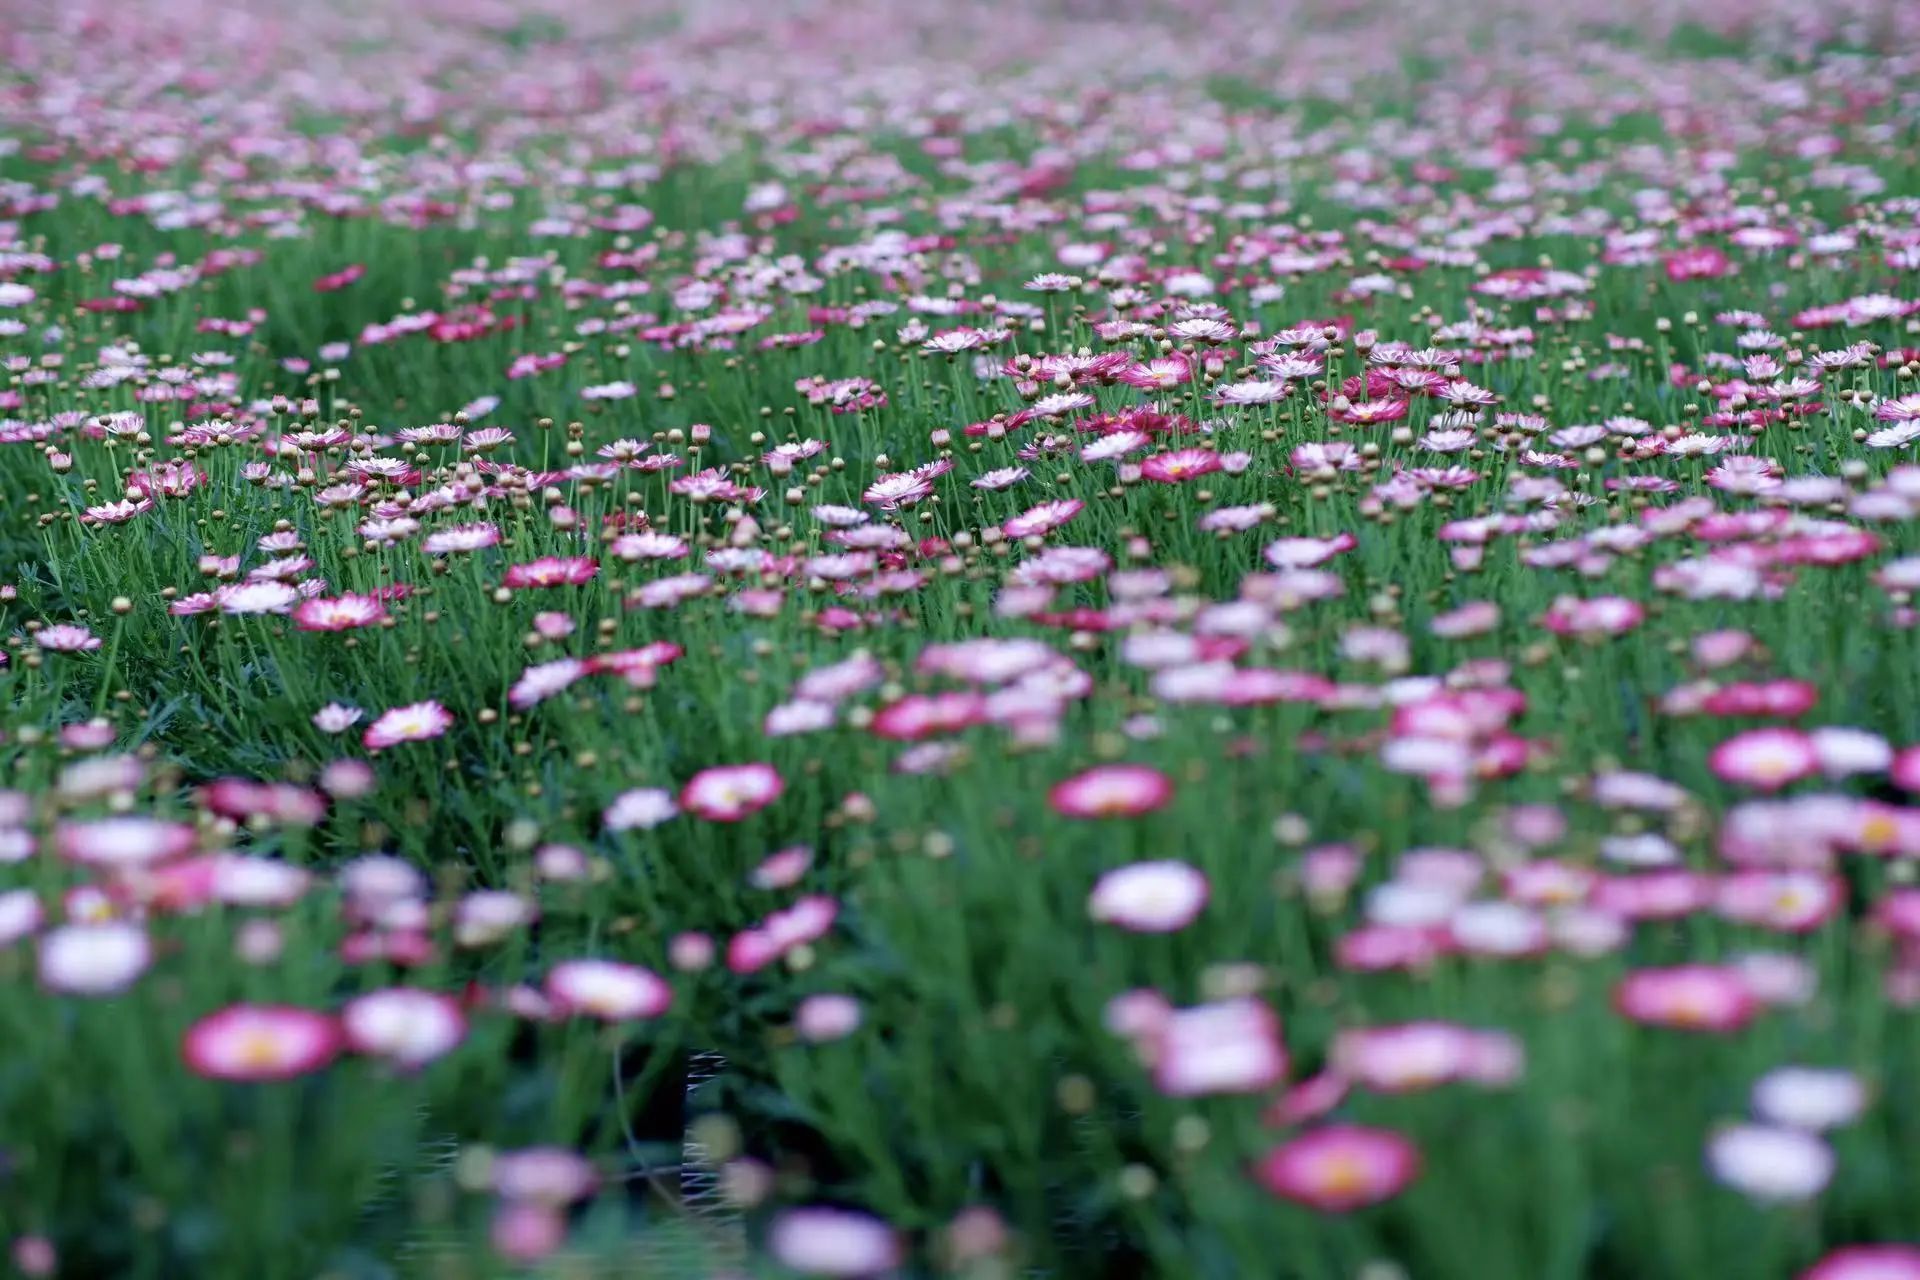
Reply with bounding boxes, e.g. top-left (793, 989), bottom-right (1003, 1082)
top-left (1255, 1125), bottom-right (1421, 1212)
